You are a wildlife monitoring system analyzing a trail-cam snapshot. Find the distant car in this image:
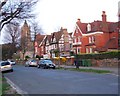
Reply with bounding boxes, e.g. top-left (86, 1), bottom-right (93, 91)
top-left (0, 61), bottom-right (13, 72)
top-left (25, 59), bottom-right (38, 67)
top-left (8, 60), bottom-right (16, 65)
top-left (37, 59), bottom-right (56, 69)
